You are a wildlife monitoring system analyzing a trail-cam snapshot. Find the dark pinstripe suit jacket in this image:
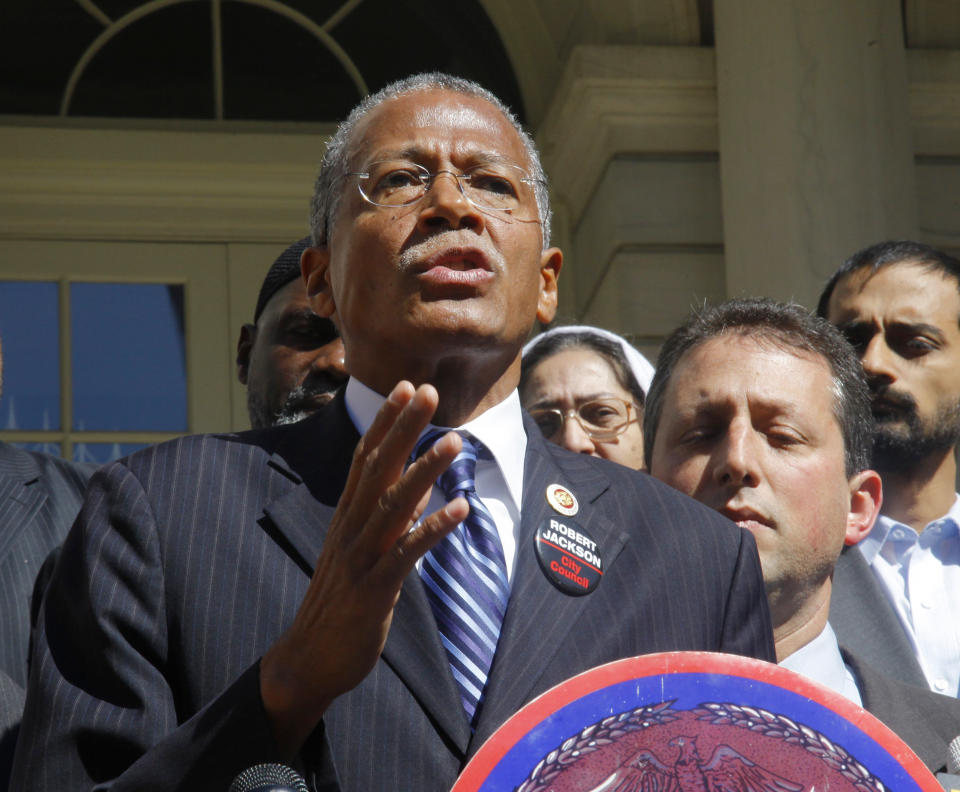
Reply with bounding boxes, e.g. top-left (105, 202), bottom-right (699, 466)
top-left (0, 443), bottom-right (92, 691)
top-left (12, 396), bottom-right (774, 791)
top-left (0, 443), bottom-right (92, 792)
